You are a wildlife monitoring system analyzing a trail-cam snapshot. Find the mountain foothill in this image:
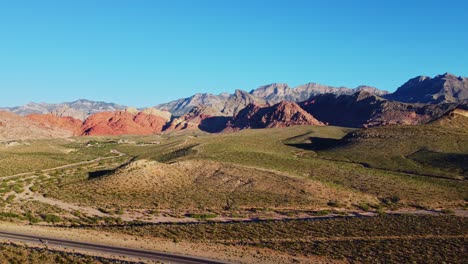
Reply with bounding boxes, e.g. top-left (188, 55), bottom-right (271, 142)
top-left (0, 73), bottom-right (467, 140)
